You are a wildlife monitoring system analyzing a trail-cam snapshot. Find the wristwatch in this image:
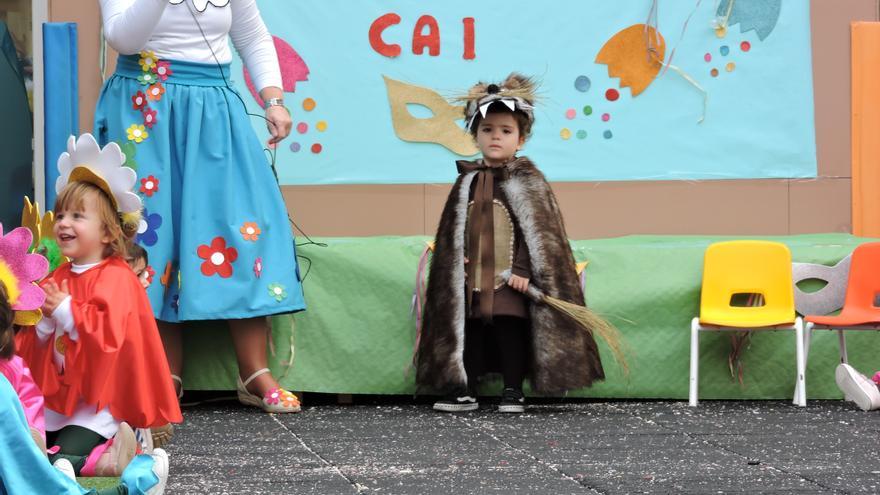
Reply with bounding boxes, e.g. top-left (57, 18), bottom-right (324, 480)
top-left (264, 97), bottom-right (285, 109)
